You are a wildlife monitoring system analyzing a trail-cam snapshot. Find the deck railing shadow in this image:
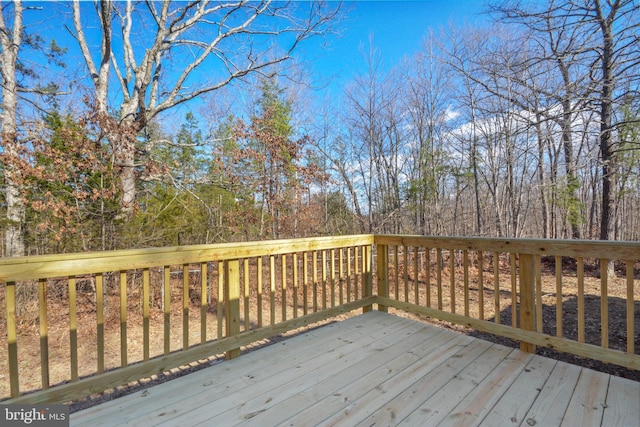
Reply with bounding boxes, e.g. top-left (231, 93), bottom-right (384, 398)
top-left (373, 235), bottom-right (640, 371)
top-left (464, 296), bottom-right (640, 377)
